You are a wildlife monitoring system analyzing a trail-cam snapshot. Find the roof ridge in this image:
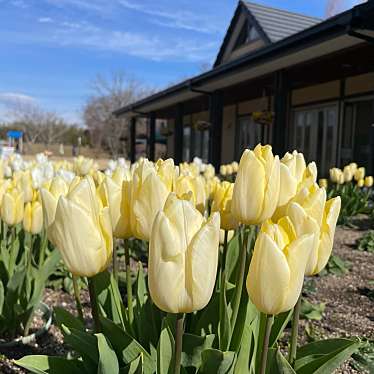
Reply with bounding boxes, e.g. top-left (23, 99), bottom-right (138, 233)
top-left (244, 1), bottom-right (322, 22)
